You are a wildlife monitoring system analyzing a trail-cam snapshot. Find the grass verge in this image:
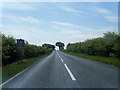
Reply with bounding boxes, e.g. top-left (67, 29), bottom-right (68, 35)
top-left (64, 52), bottom-right (120, 67)
top-left (2, 53), bottom-right (50, 83)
